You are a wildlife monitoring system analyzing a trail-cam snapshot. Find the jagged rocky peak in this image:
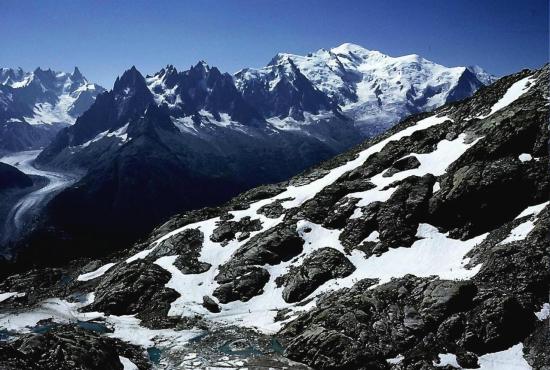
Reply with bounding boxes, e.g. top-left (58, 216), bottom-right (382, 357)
top-left (143, 61), bottom-right (263, 125)
top-left (1, 66), bottom-right (98, 92)
top-left (110, 66), bottom-right (155, 123)
top-left (236, 52), bottom-right (338, 120)
top-left (151, 64), bottom-right (178, 83)
top-left (71, 66), bottom-right (85, 82)
top-left (1, 65), bottom-right (545, 369)
top-left (114, 66), bottom-right (148, 94)
top-left (190, 59), bottom-right (211, 74)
